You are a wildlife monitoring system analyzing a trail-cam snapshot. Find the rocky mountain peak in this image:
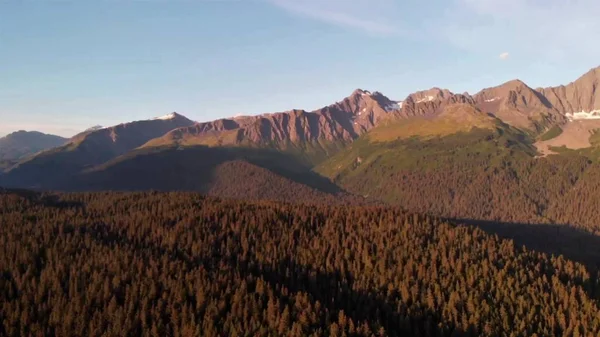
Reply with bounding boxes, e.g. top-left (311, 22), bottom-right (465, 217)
top-left (0, 131), bottom-right (67, 161)
top-left (398, 88), bottom-right (474, 119)
top-left (475, 79), bottom-right (534, 100)
top-left (351, 88), bottom-right (373, 97)
top-left (406, 88), bottom-right (454, 104)
top-left (473, 79), bottom-right (564, 130)
top-left (538, 66), bottom-right (600, 115)
top-left (501, 79), bottom-right (527, 89)
top-left (153, 112), bottom-right (194, 123)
